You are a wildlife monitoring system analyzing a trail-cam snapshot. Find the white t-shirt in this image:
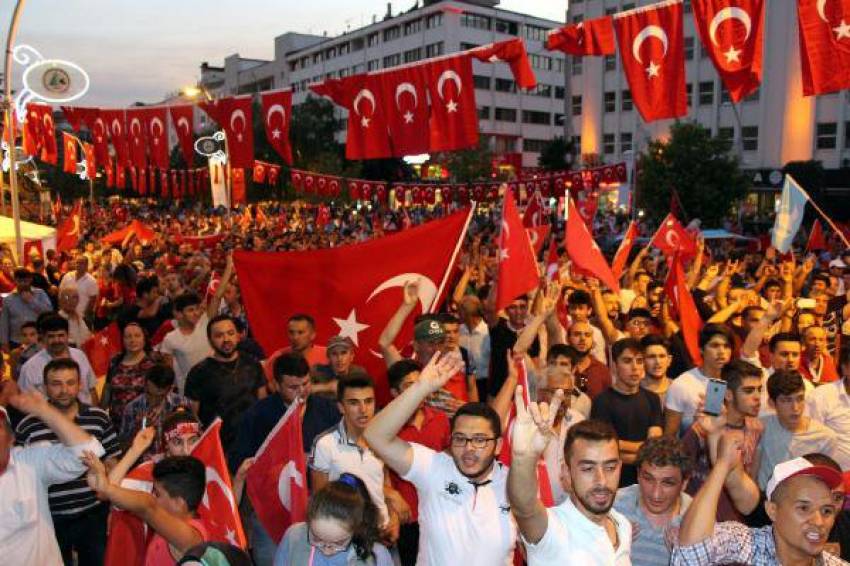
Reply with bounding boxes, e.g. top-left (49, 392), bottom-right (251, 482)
top-left (59, 272), bottom-right (99, 316)
top-left (158, 313), bottom-right (211, 394)
top-left (401, 443), bottom-right (516, 566)
top-left (524, 497), bottom-right (632, 565)
top-left (741, 353), bottom-right (813, 418)
top-left (665, 367), bottom-right (710, 435)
